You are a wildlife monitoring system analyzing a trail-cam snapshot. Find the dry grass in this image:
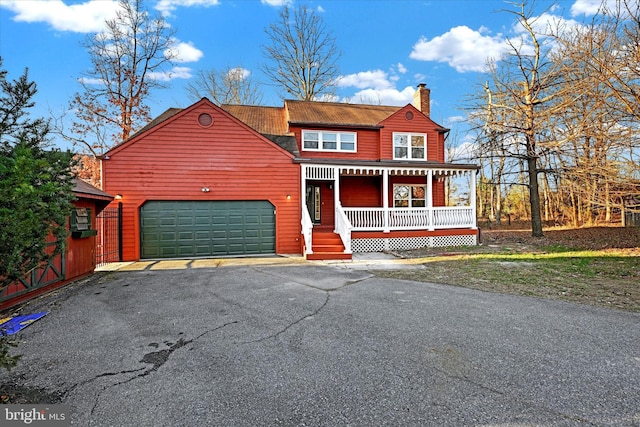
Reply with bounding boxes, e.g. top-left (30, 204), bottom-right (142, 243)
top-left (376, 226), bottom-right (640, 312)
